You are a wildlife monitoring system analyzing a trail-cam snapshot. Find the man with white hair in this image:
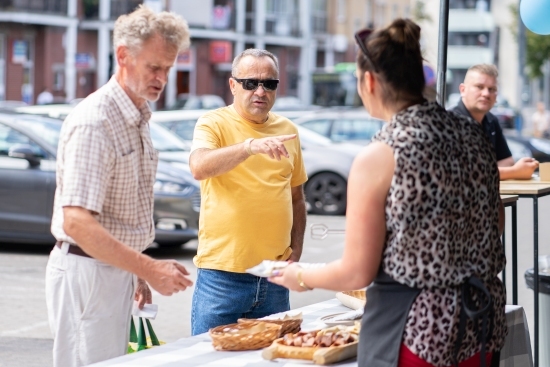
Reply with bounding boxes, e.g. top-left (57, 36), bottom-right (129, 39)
top-left (45, 6), bottom-right (192, 366)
